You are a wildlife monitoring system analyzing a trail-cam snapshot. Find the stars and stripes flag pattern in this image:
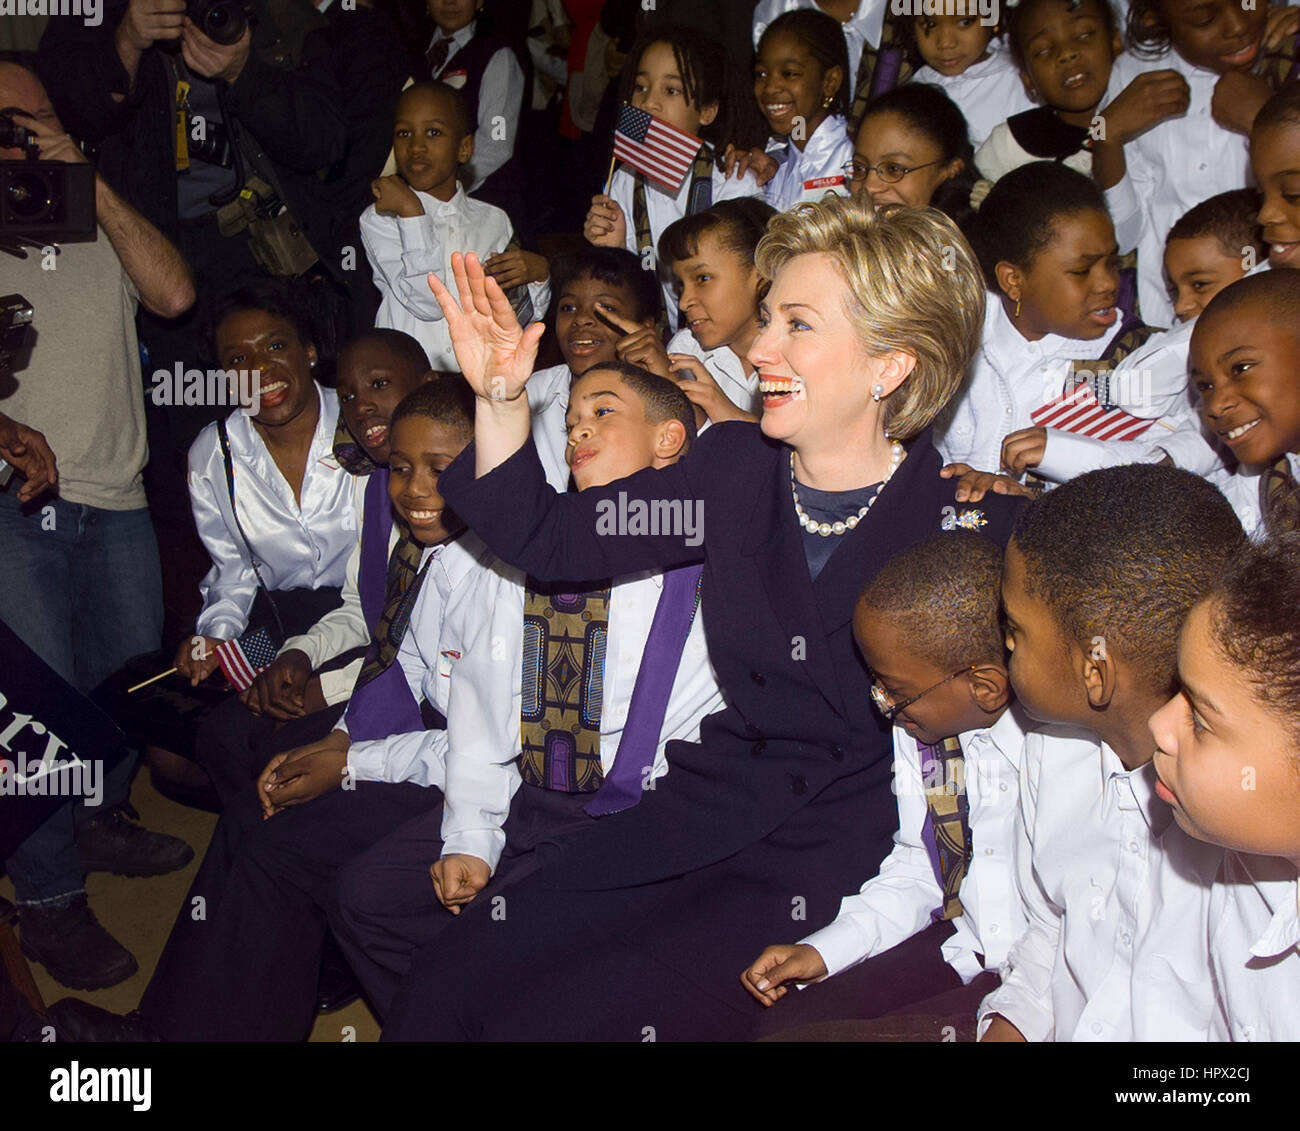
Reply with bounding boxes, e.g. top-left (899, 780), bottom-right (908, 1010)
top-left (612, 105), bottom-right (702, 193)
top-left (1030, 382), bottom-right (1154, 442)
top-left (213, 627), bottom-right (280, 692)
